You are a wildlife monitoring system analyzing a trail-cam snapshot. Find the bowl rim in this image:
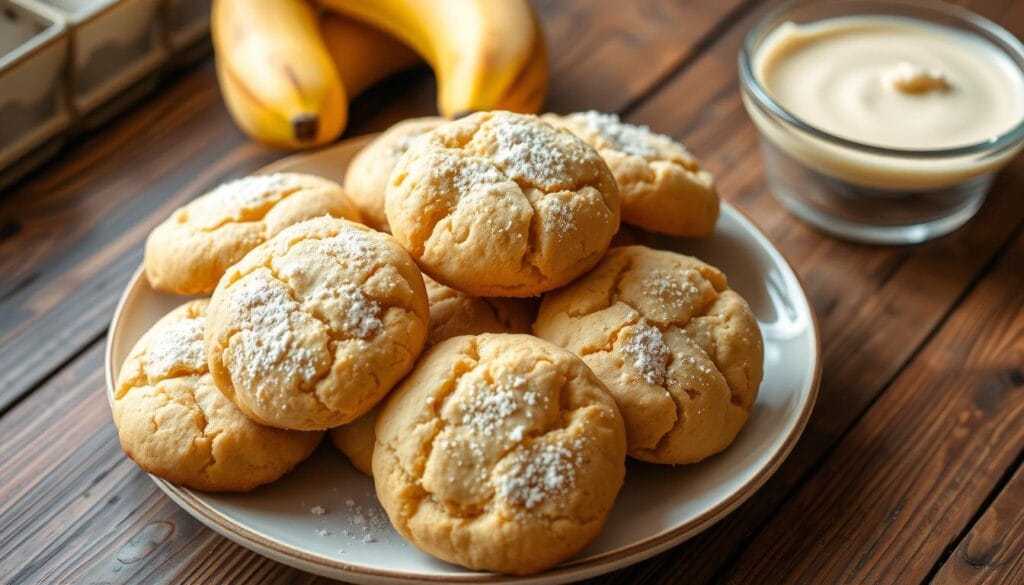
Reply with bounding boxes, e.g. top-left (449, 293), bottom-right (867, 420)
top-left (104, 135), bottom-right (823, 583)
top-left (739, 0), bottom-right (1024, 159)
